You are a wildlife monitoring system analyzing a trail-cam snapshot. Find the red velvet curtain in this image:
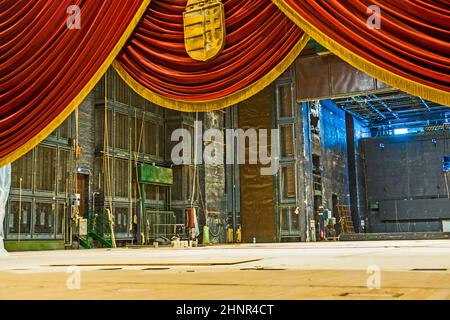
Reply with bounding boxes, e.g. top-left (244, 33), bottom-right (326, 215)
top-left (276, 0), bottom-right (450, 100)
top-left (116, 0), bottom-right (304, 102)
top-left (0, 0), bottom-right (147, 166)
top-left (2, 0), bottom-right (449, 166)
